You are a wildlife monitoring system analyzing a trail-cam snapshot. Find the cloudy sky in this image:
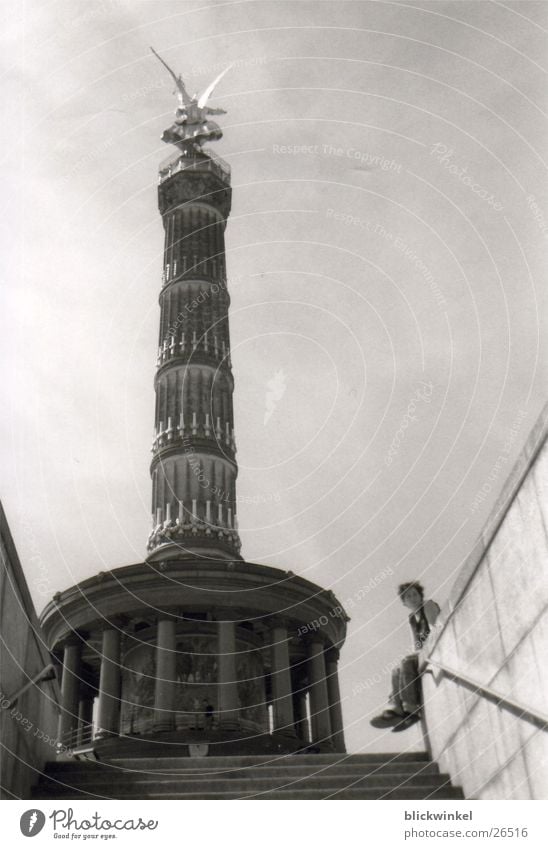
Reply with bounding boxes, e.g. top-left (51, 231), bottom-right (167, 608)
top-left (1, 0), bottom-right (546, 753)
